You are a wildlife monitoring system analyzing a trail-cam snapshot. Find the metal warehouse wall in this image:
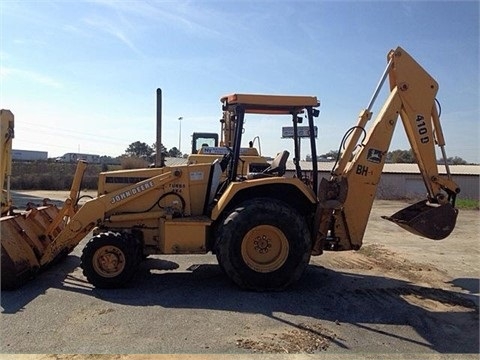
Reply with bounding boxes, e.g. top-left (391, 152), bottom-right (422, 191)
top-left (374, 173), bottom-right (478, 200)
top-left (448, 175), bottom-right (478, 200)
top-left (286, 170), bottom-right (479, 200)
